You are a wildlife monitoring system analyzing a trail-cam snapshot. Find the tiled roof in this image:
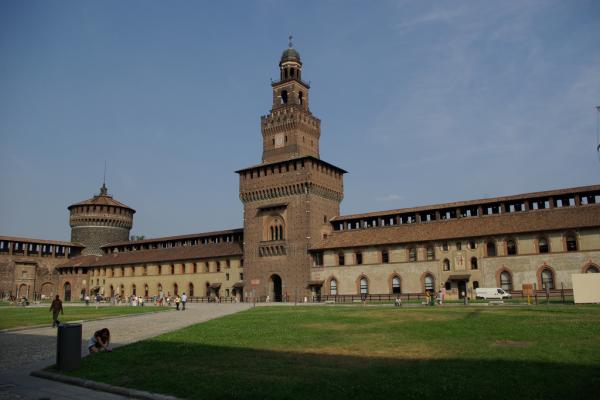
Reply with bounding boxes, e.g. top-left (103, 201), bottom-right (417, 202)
top-left (235, 155), bottom-right (347, 174)
top-left (333, 184), bottom-right (600, 221)
top-left (0, 236), bottom-right (84, 247)
top-left (58, 242), bottom-right (243, 268)
top-left (311, 205), bottom-right (600, 251)
top-left (101, 228), bottom-right (244, 248)
top-left (68, 195), bottom-right (134, 211)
